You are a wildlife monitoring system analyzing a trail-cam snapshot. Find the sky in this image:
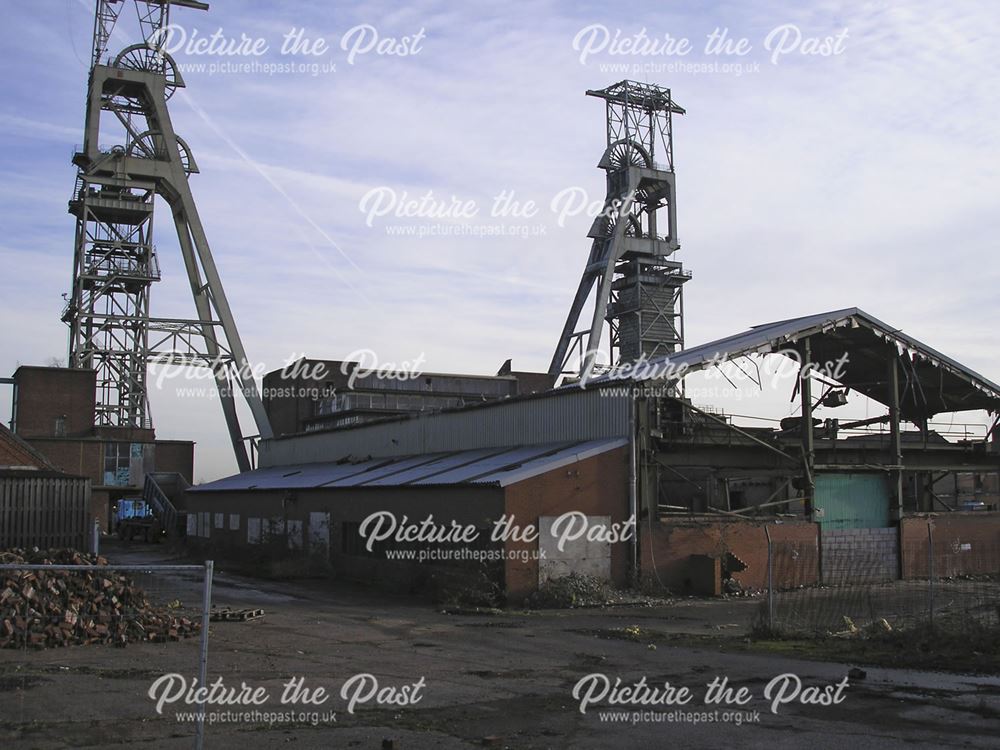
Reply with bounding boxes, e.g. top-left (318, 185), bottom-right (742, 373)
top-left (1, 0), bottom-right (998, 482)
